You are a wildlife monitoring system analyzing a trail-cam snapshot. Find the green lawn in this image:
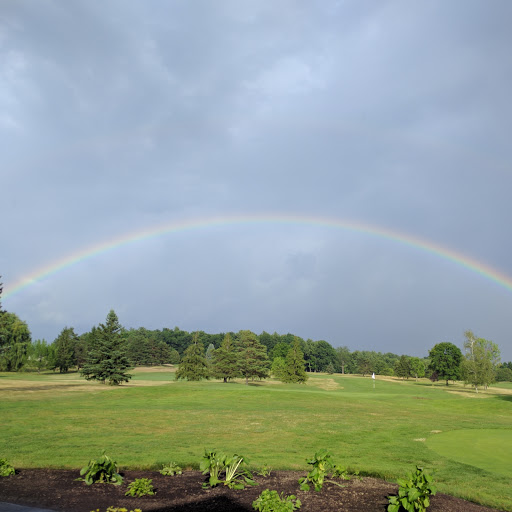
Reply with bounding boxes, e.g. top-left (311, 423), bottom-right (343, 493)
top-left (1, 369), bottom-right (511, 510)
